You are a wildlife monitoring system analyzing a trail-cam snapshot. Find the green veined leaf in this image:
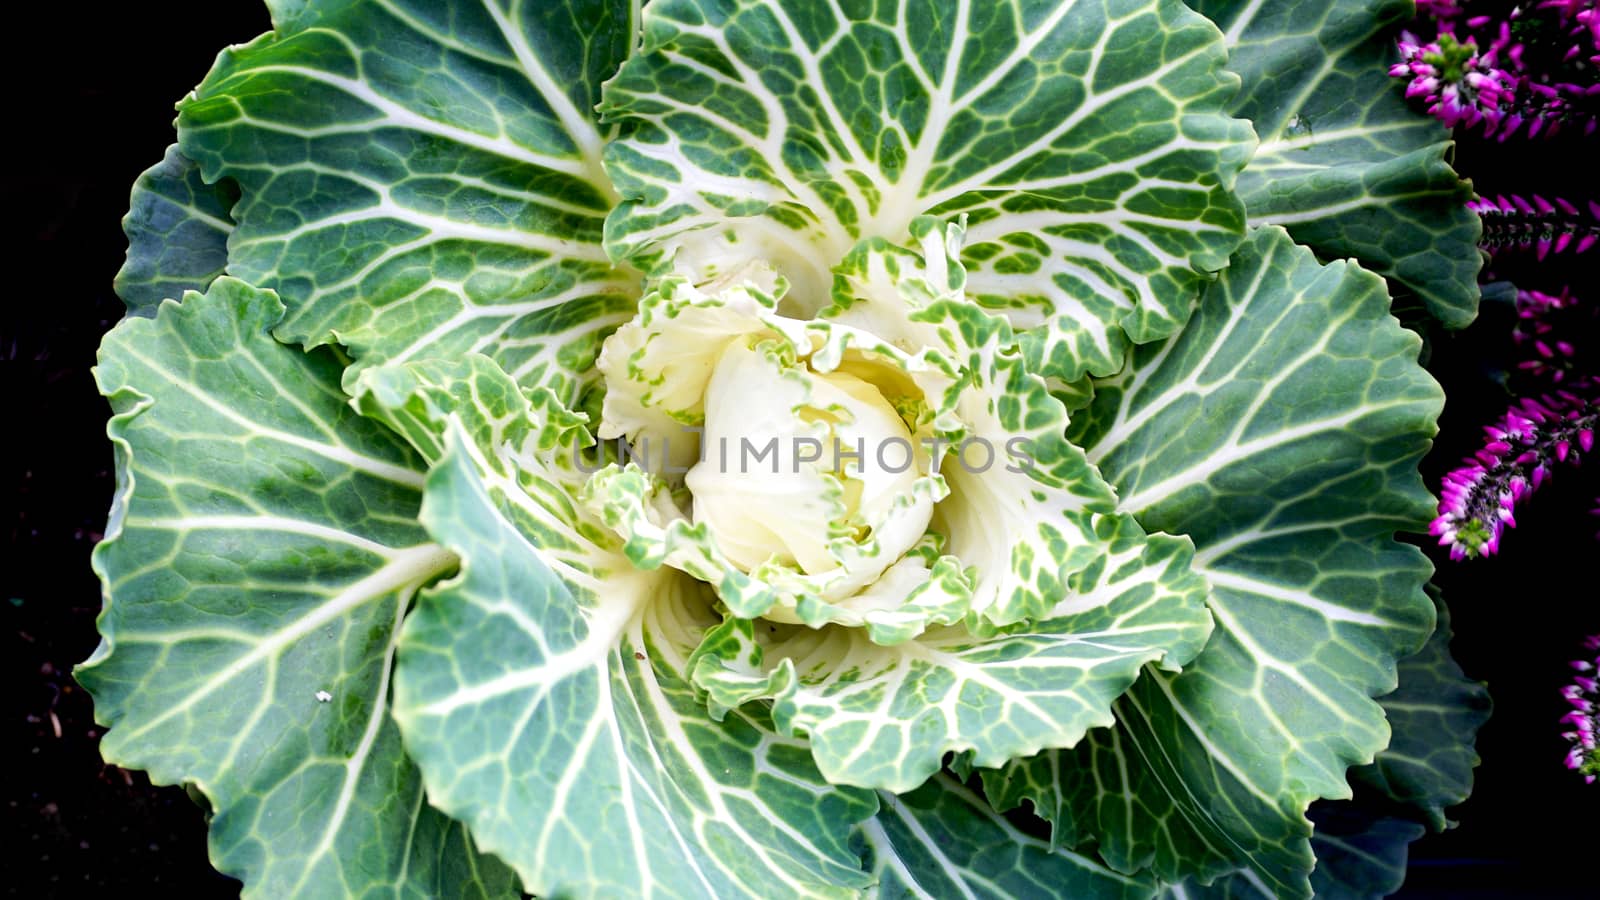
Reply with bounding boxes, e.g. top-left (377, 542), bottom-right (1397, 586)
top-left (364, 357), bottom-right (877, 898)
top-left (602, 0), bottom-right (1252, 381)
top-left (1195, 0), bottom-right (1481, 326)
top-left (984, 227), bottom-right (1442, 897)
top-left (856, 774), bottom-right (1154, 899)
top-left (176, 0), bottom-right (642, 402)
top-left (115, 144), bottom-right (238, 316)
top-left (1353, 589), bottom-right (1490, 831)
top-left (81, 278), bottom-right (514, 898)
top-left (1153, 593), bottom-right (1487, 899)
